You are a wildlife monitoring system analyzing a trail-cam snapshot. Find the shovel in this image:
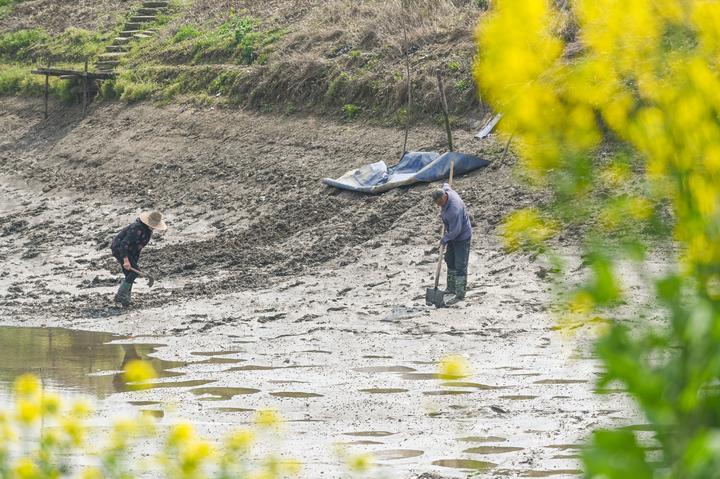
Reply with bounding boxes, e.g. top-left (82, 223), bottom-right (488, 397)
top-left (425, 160), bottom-right (454, 308)
top-left (128, 266), bottom-right (155, 288)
